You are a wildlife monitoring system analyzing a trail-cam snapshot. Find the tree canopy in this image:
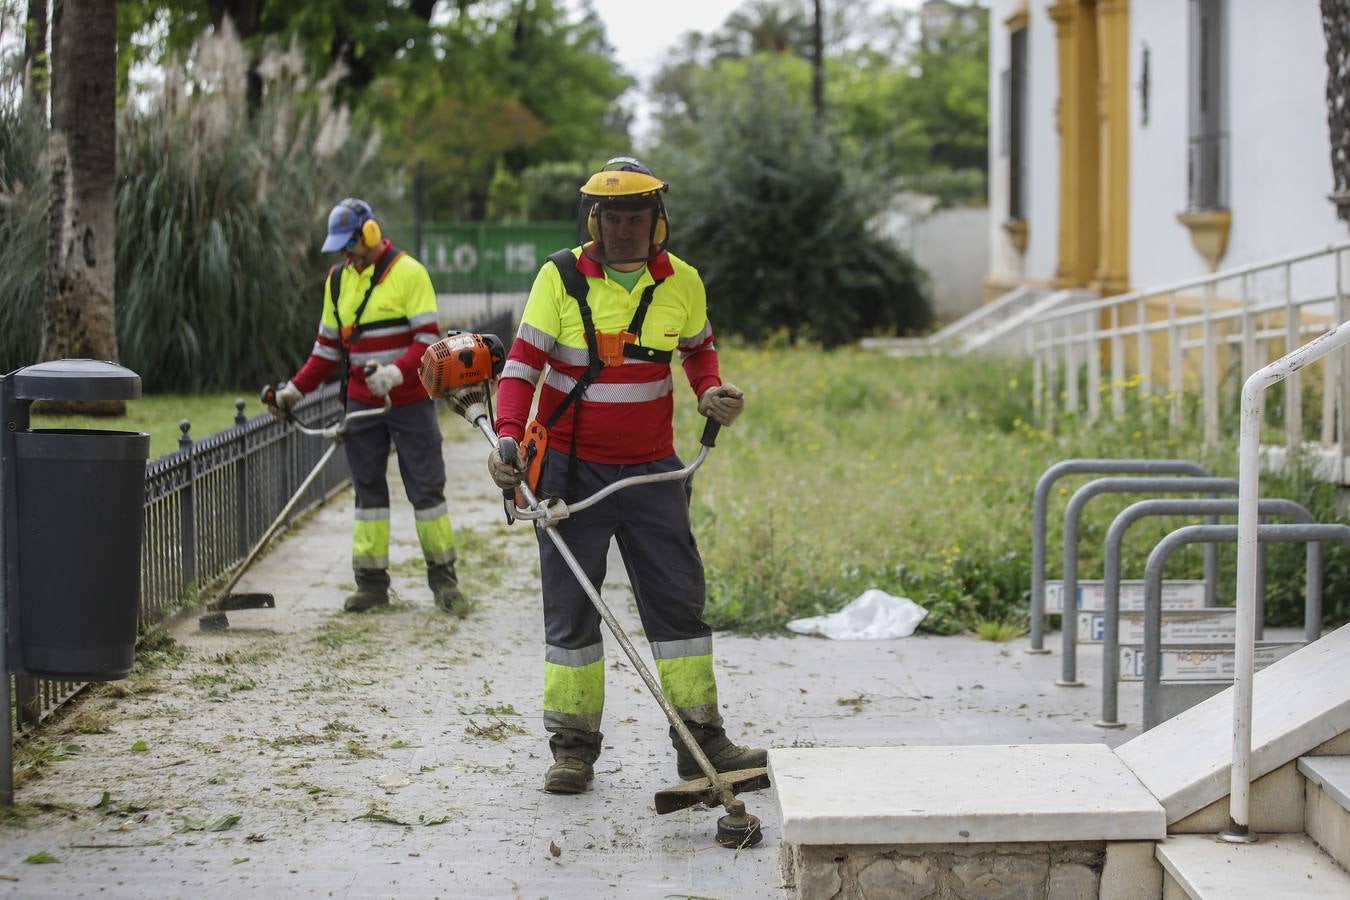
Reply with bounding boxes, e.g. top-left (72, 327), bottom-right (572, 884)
top-left (116, 0), bottom-right (632, 221)
top-left (656, 56), bottom-right (932, 347)
top-left (650, 0), bottom-right (988, 203)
